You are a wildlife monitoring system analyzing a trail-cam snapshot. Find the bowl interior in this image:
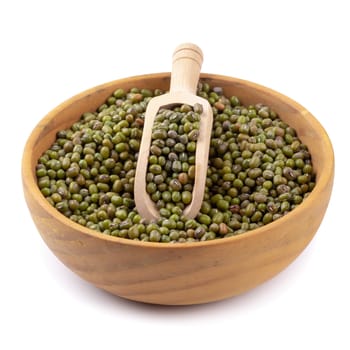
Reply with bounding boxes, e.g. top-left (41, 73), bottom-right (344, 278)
top-left (26, 73), bottom-right (333, 204)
